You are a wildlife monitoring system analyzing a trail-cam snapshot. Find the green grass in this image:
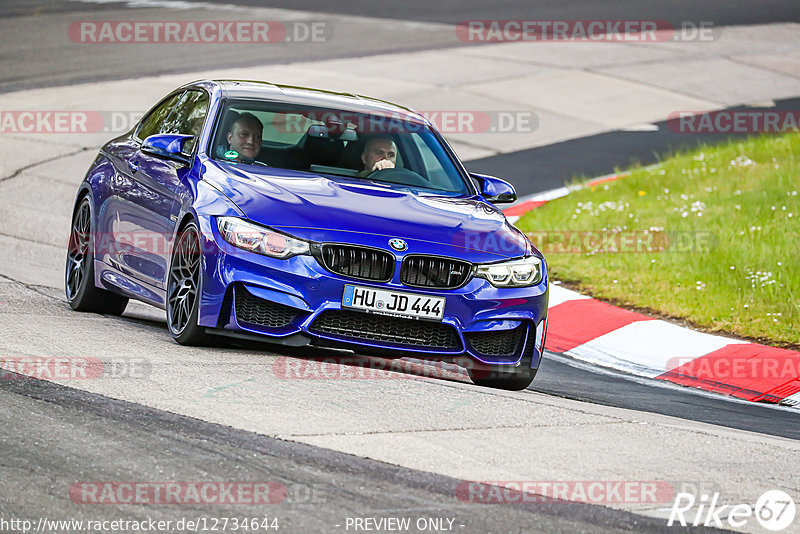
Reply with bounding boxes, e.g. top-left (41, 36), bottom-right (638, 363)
top-left (516, 134), bottom-right (800, 346)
